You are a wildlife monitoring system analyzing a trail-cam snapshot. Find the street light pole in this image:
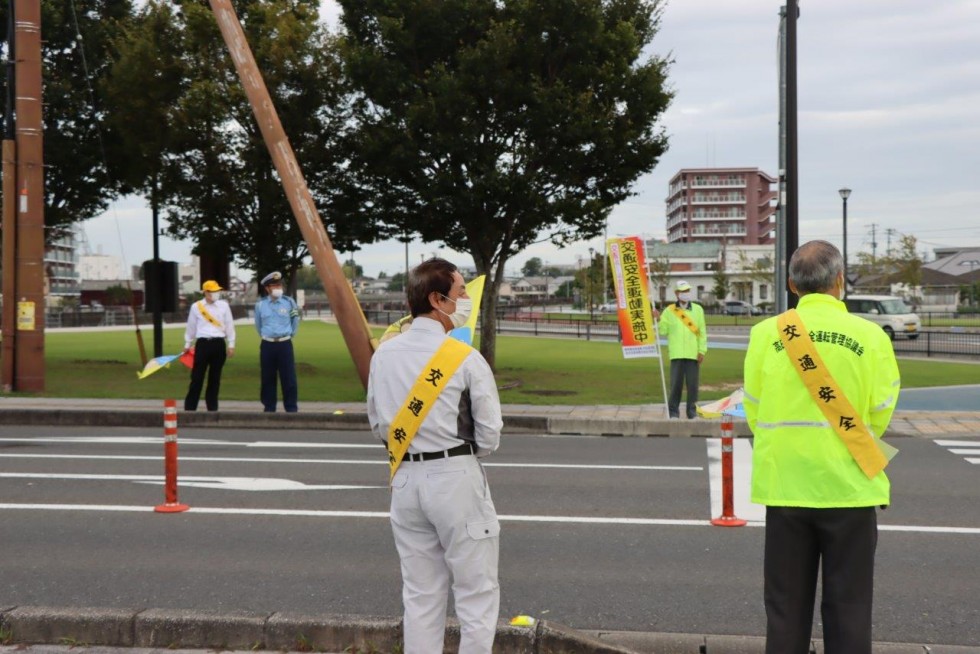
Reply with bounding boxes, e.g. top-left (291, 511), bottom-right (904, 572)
top-left (588, 247), bottom-right (595, 321)
top-left (839, 188), bottom-right (851, 295)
